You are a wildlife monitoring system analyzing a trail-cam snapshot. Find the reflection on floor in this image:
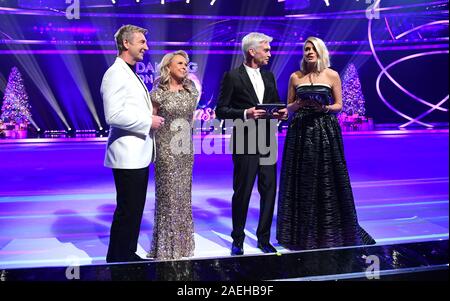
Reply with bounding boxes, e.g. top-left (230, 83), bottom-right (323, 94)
top-left (4, 240), bottom-right (448, 281)
top-left (0, 130), bottom-right (448, 271)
